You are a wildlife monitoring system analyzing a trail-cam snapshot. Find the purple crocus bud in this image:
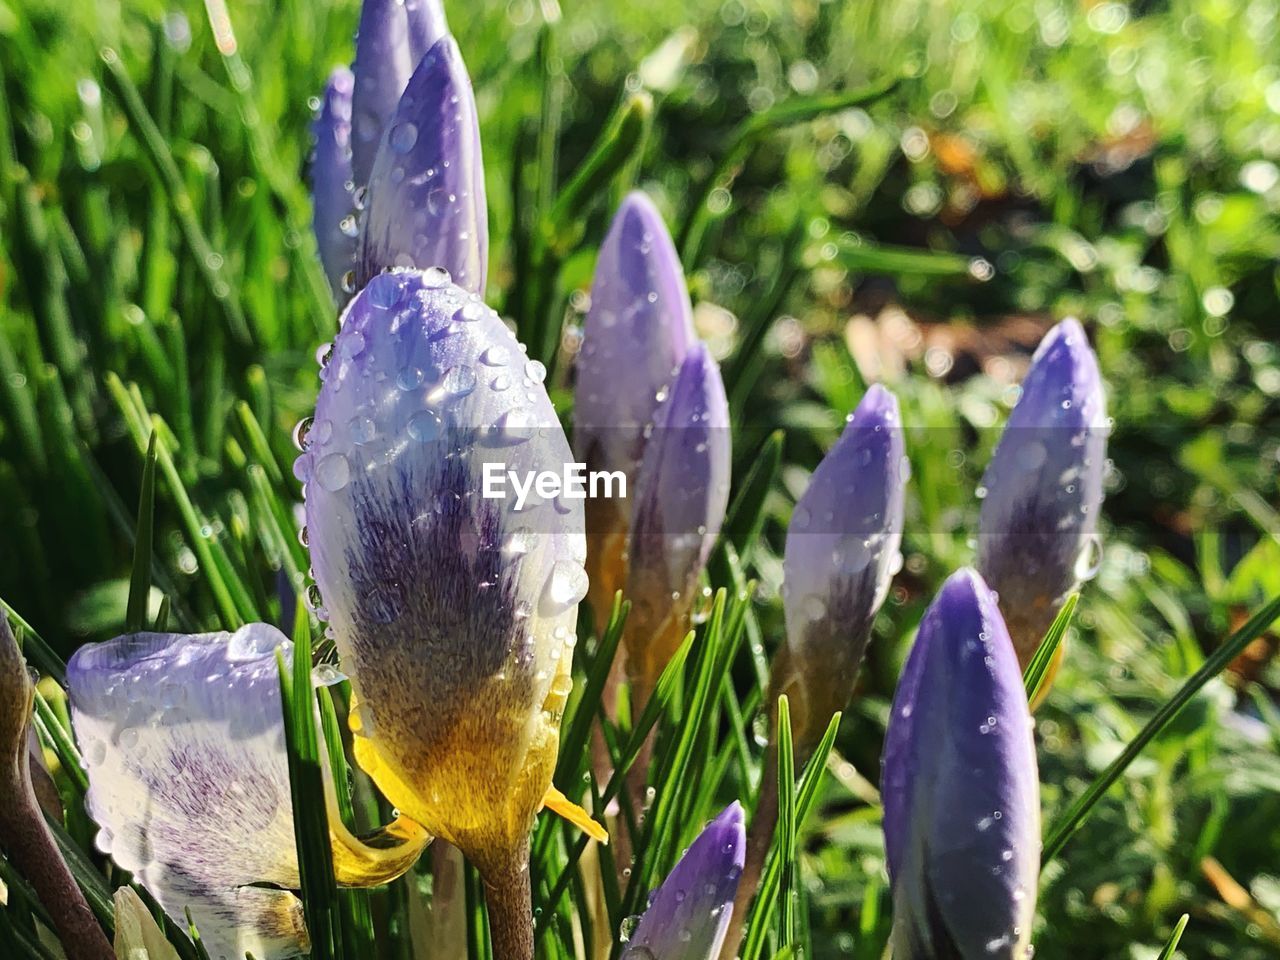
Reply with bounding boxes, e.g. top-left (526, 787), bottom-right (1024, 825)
top-left (882, 569), bottom-right (1040, 960)
top-left (575, 192), bottom-right (696, 623)
top-left (67, 626), bottom-right (309, 960)
top-left (349, 0), bottom-right (449, 191)
top-left (300, 269), bottom-right (600, 879)
top-left (775, 384), bottom-right (906, 750)
top-left (622, 803), bottom-right (745, 960)
top-left (311, 67), bottom-right (357, 299)
top-left (357, 36), bottom-right (488, 295)
top-left (977, 318), bottom-right (1107, 669)
top-left (624, 342), bottom-right (730, 699)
